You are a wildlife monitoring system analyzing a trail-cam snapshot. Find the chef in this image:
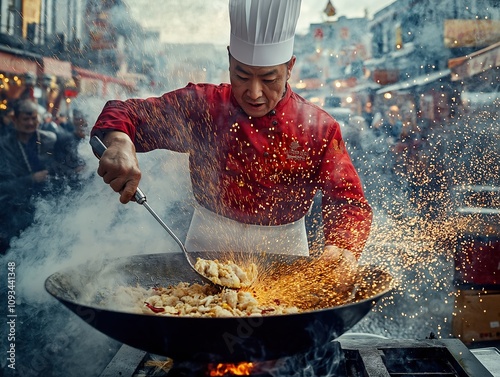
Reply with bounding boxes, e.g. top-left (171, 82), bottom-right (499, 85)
top-left (90, 0), bottom-right (372, 268)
